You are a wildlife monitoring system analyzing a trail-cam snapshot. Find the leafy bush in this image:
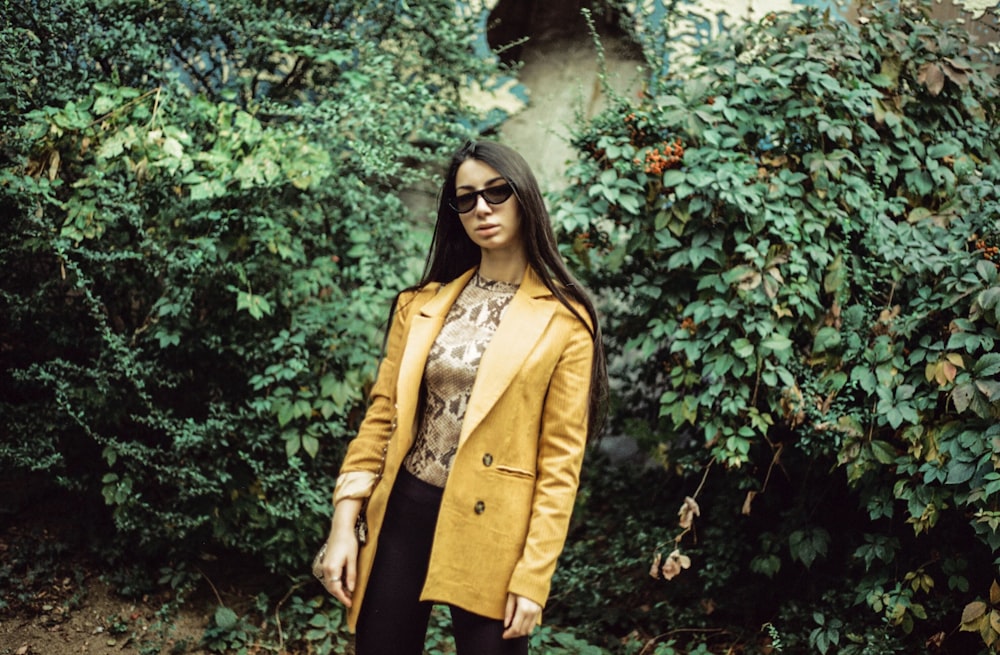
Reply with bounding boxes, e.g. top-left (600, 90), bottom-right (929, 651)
top-left (554, 0), bottom-right (1000, 651)
top-left (0, 0), bottom-right (497, 576)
